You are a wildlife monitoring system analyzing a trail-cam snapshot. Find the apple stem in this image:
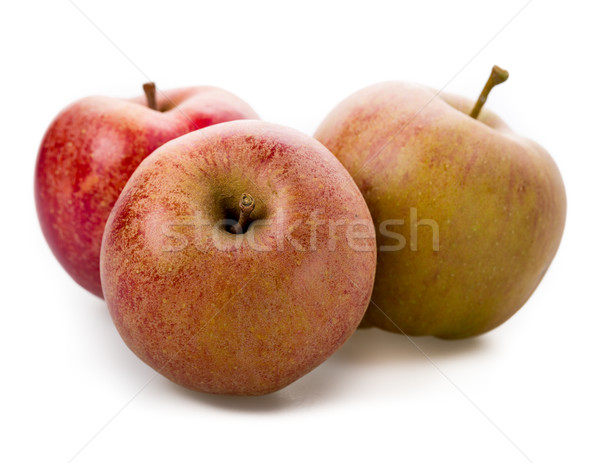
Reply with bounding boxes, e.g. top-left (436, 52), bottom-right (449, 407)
top-left (230, 193), bottom-right (255, 234)
top-left (470, 66), bottom-right (509, 119)
top-left (143, 82), bottom-right (158, 110)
